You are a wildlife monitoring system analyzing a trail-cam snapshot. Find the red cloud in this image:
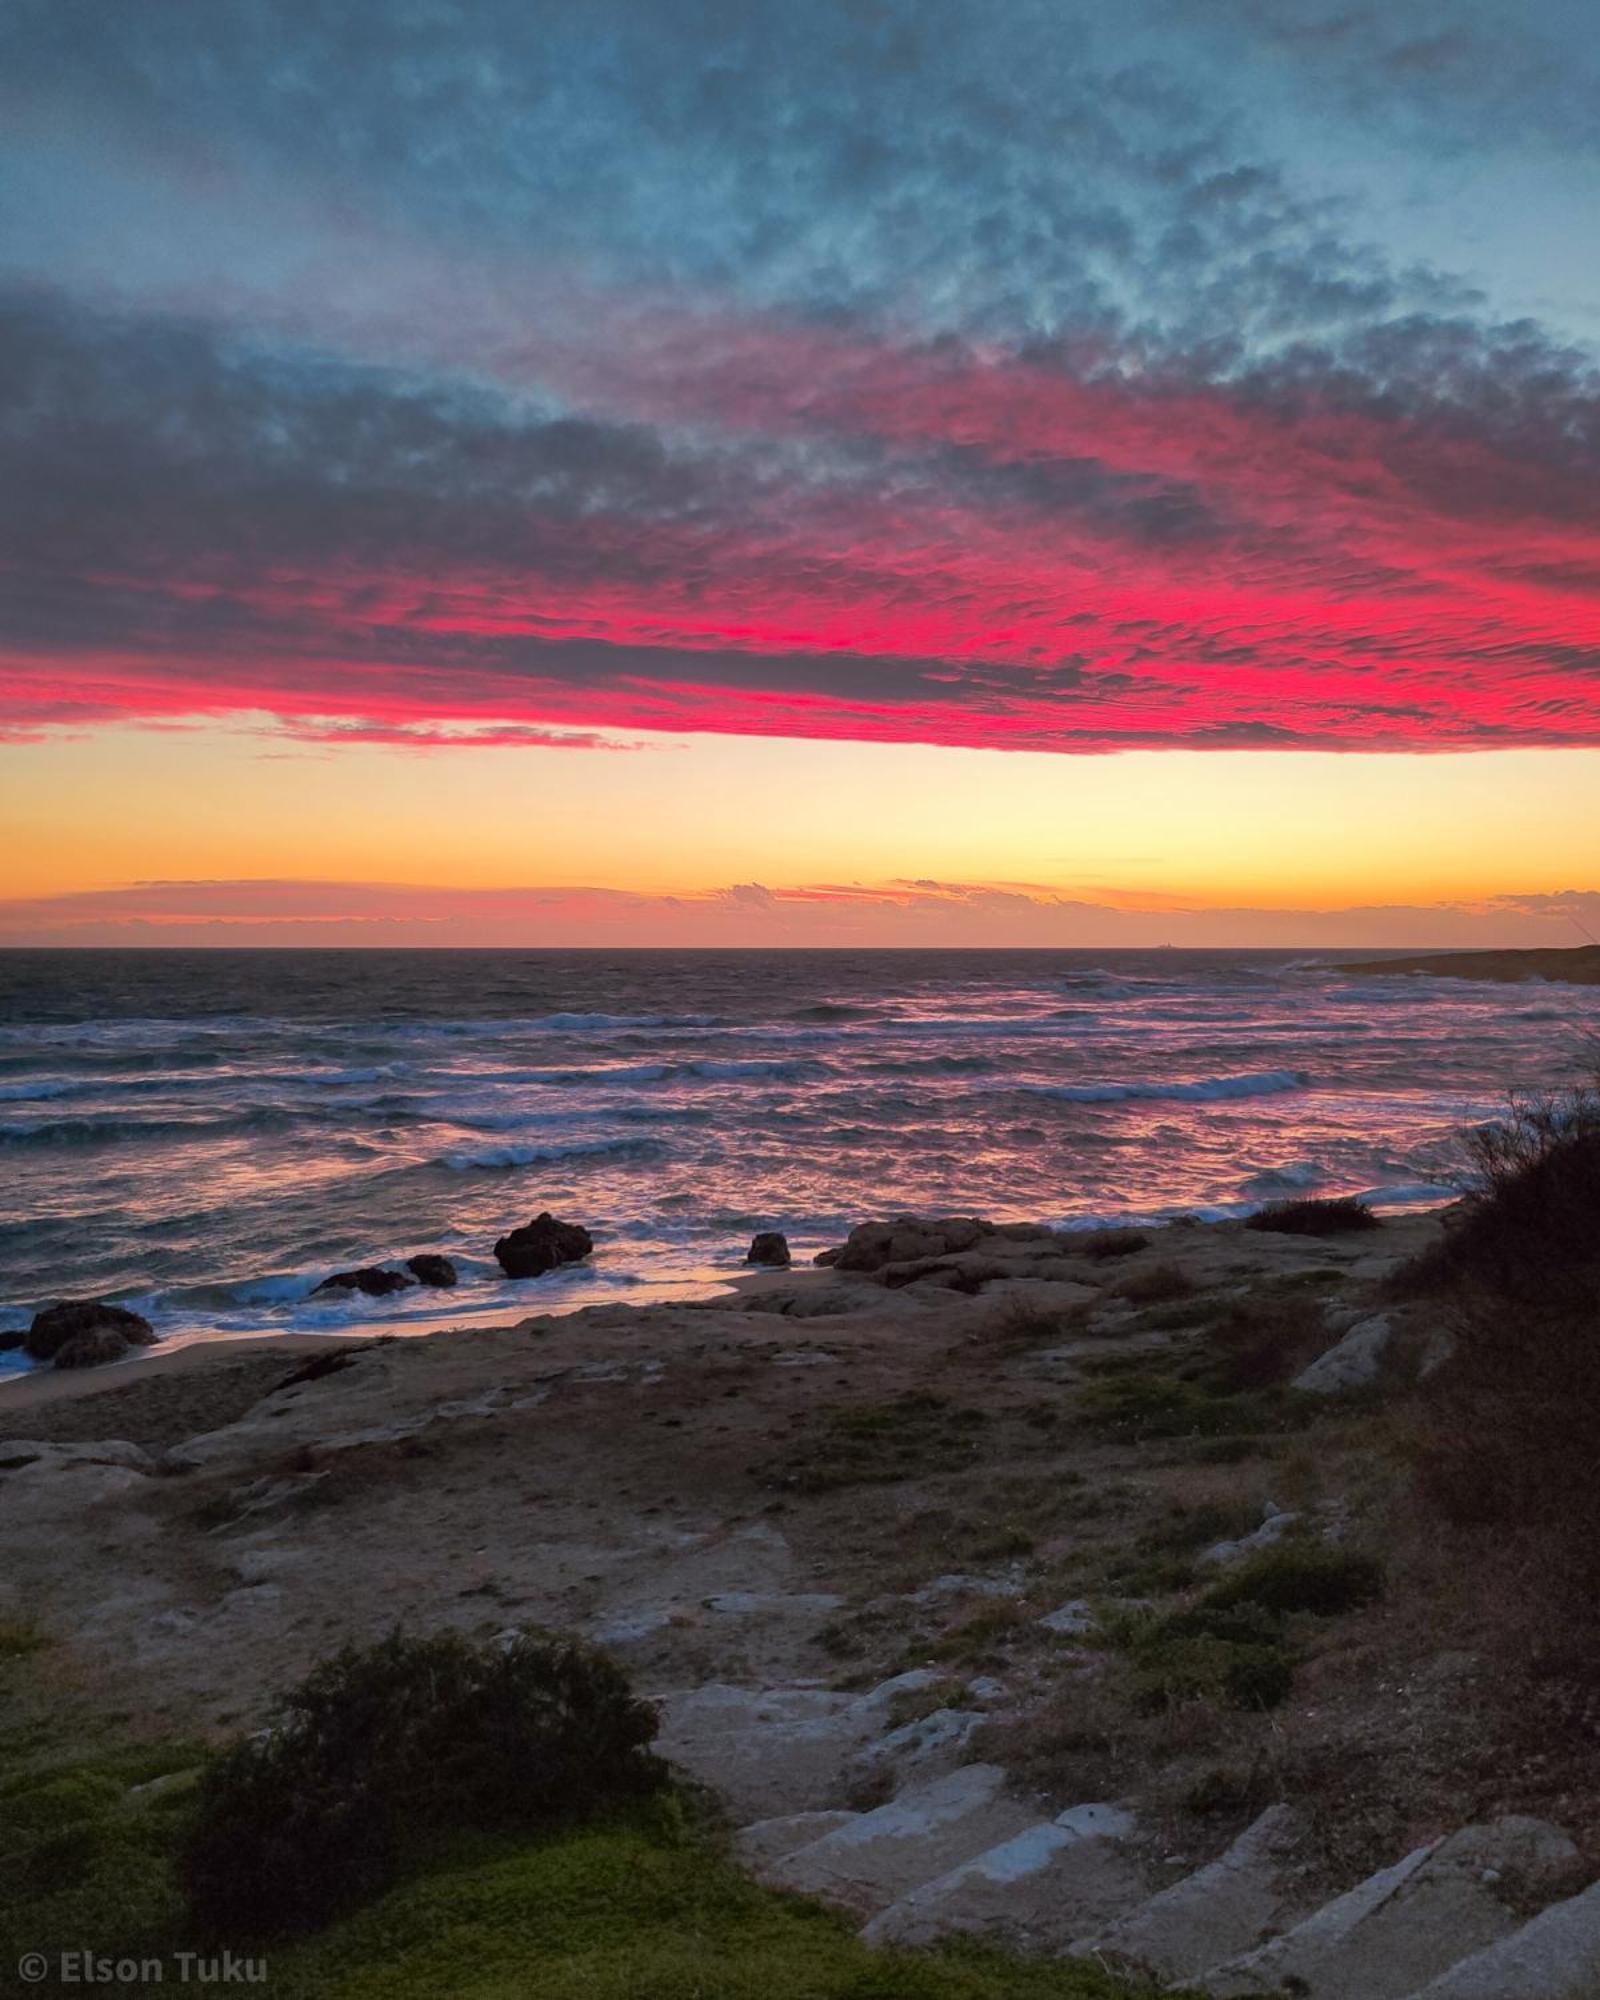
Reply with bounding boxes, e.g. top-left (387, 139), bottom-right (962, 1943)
top-left (3, 290), bottom-right (1599, 753)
